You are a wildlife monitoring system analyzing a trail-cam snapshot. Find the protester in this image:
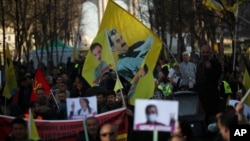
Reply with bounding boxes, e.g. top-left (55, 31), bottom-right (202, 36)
top-left (76, 117), bottom-right (100, 141)
top-left (195, 45), bottom-right (222, 125)
top-left (216, 113), bottom-right (238, 141)
top-left (172, 120), bottom-right (193, 141)
top-left (151, 79), bottom-right (166, 100)
top-left (24, 101), bottom-right (42, 120)
top-left (37, 95), bottom-right (57, 120)
top-left (176, 51), bottom-right (196, 91)
top-left (70, 75), bottom-right (85, 97)
top-left (35, 88), bottom-right (46, 100)
top-left (158, 66), bottom-right (173, 97)
top-left (106, 90), bottom-right (121, 111)
top-left (5, 117), bottom-right (28, 141)
top-left (85, 86), bottom-right (108, 113)
top-left (6, 103), bottom-right (23, 118)
top-left (170, 135), bottom-right (186, 141)
top-left (17, 76), bottom-right (32, 114)
top-left (99, 124), bottom-right (117, 141)
top-left (57, 90), bottom-right (67, 120)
